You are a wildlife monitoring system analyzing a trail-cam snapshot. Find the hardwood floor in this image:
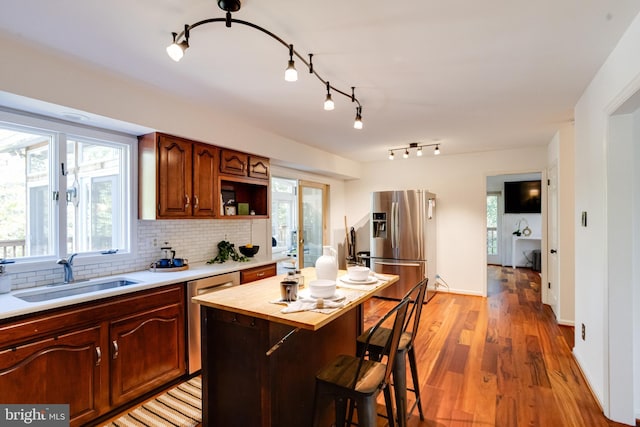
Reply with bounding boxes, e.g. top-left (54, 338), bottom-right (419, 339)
top-left (360, 266), bottom-right (630, 427)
